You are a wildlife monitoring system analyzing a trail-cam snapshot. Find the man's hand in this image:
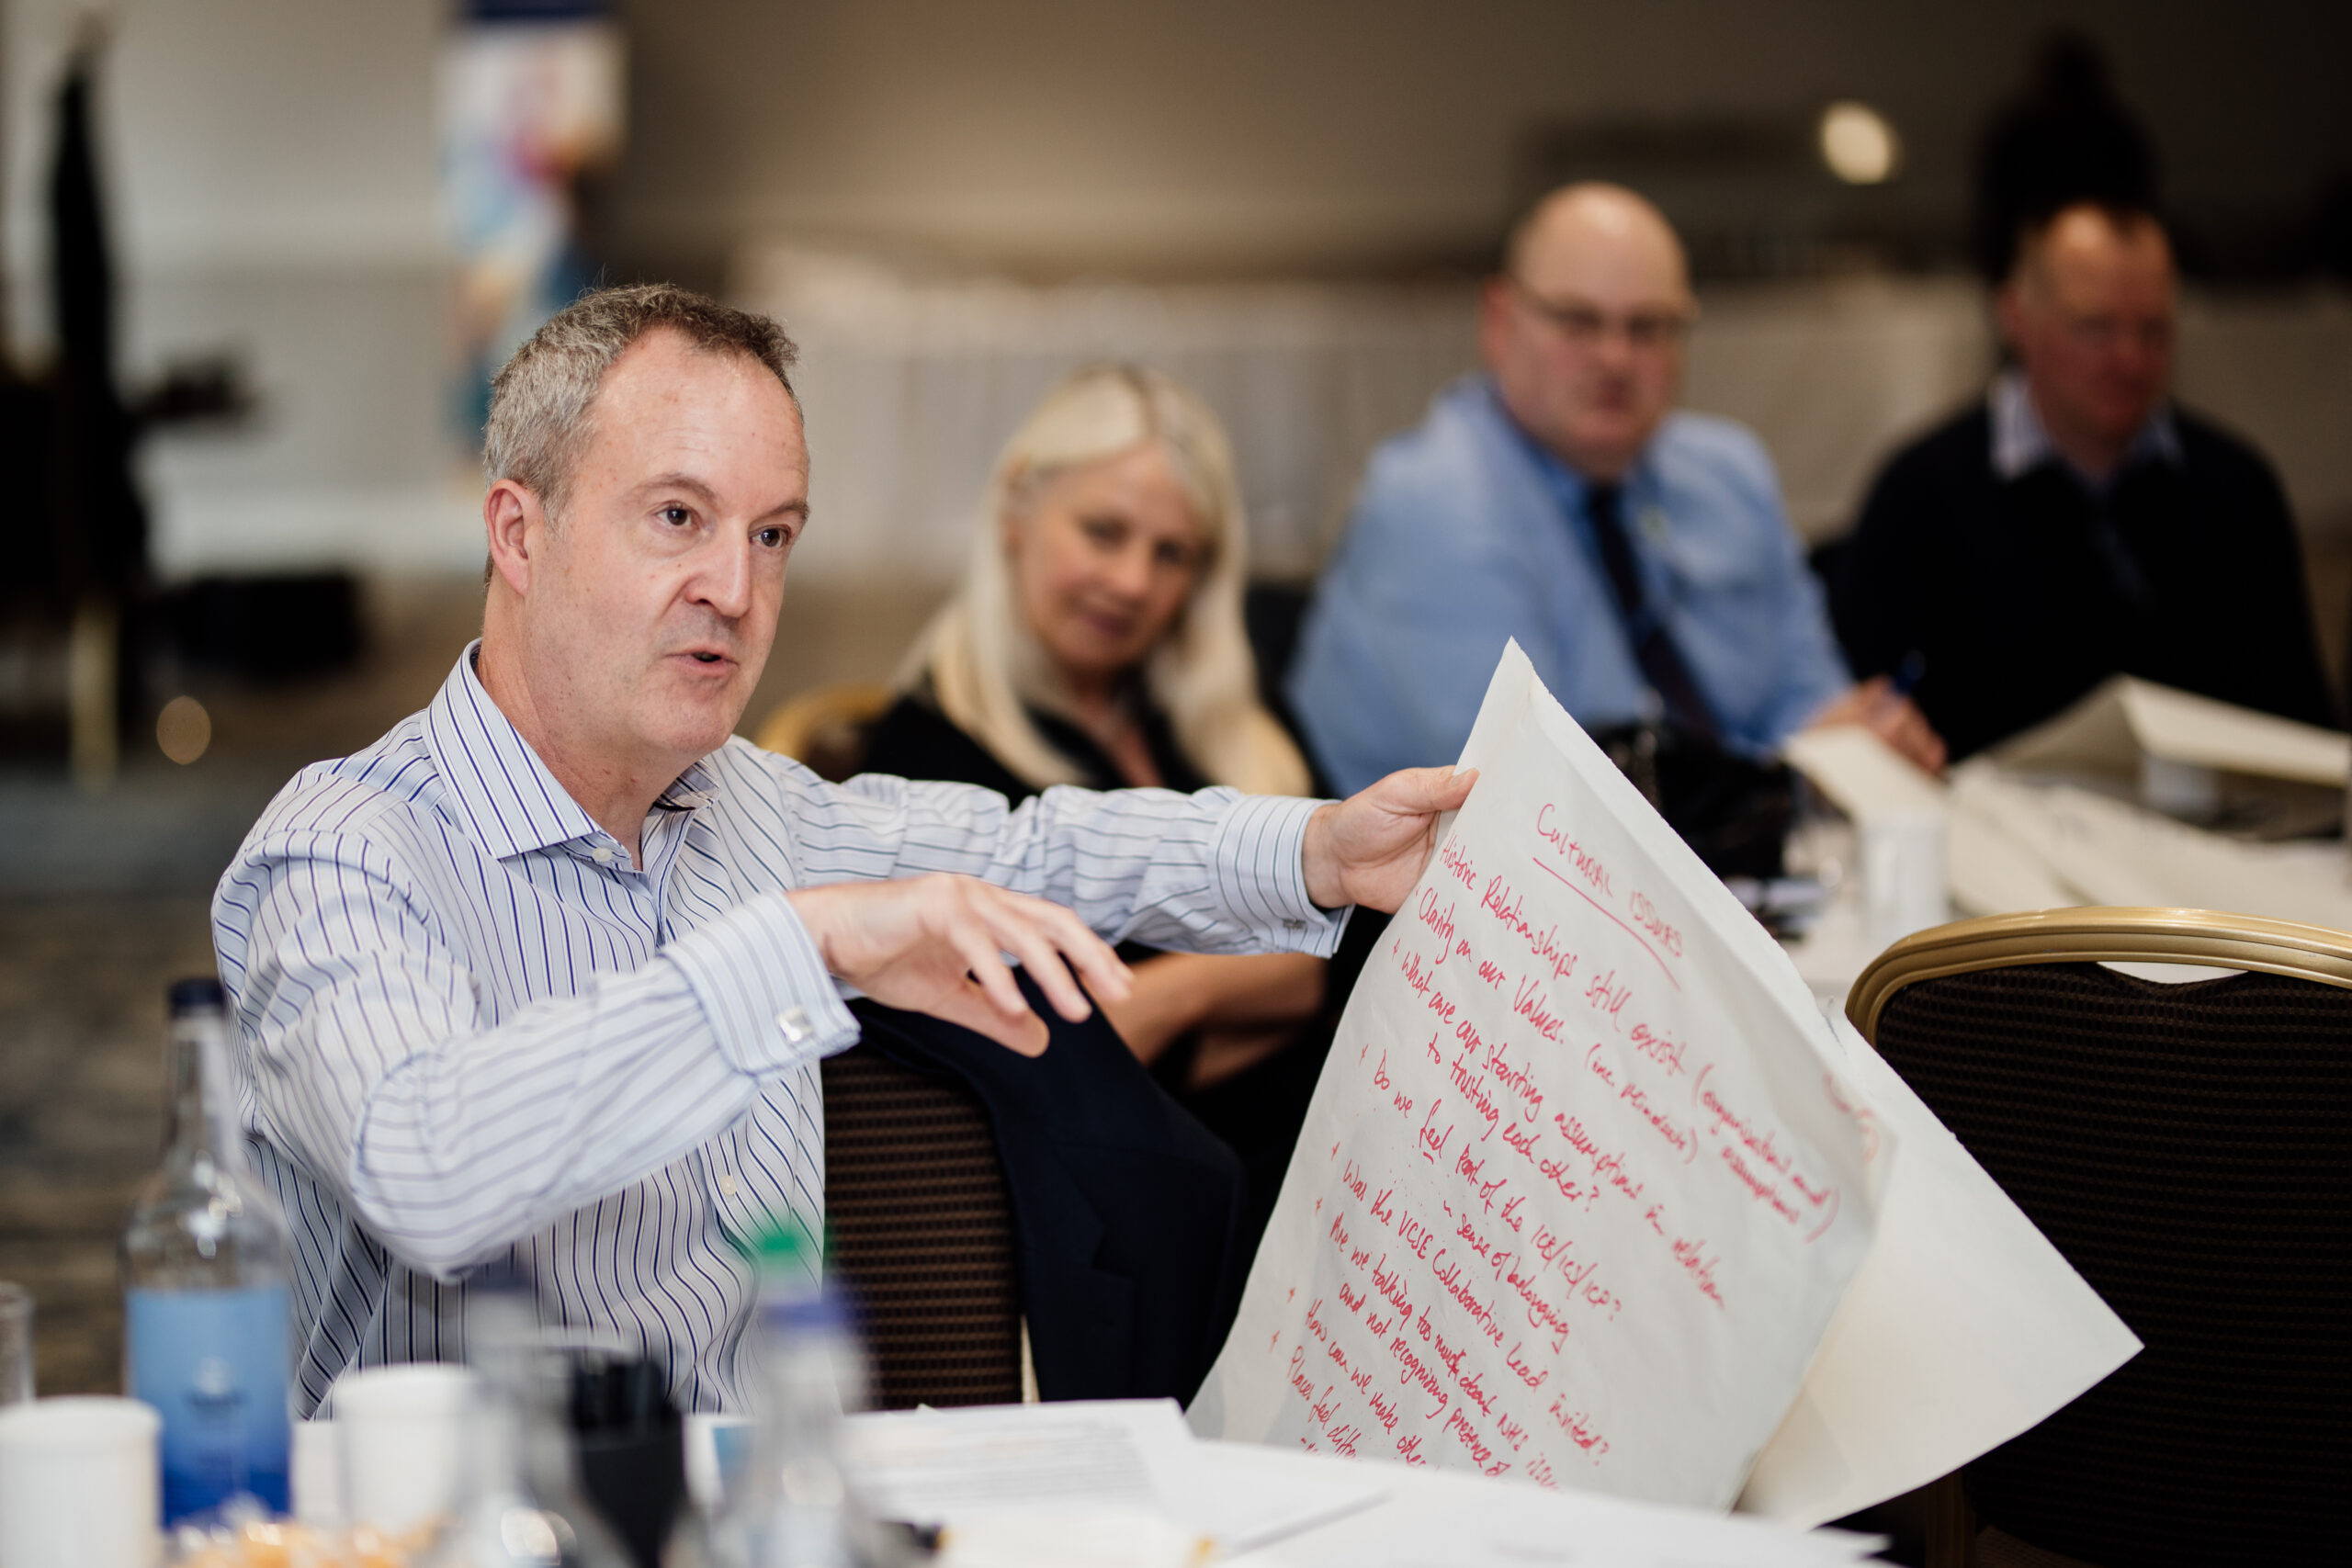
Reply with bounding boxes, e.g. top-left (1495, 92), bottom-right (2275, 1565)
top-left (1806, 678), bottom-right (1948, 776)
top-left (1302, 765), bottom-right (1479, 913)
top-left (786, 875), bottom-right (1132, 1056)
